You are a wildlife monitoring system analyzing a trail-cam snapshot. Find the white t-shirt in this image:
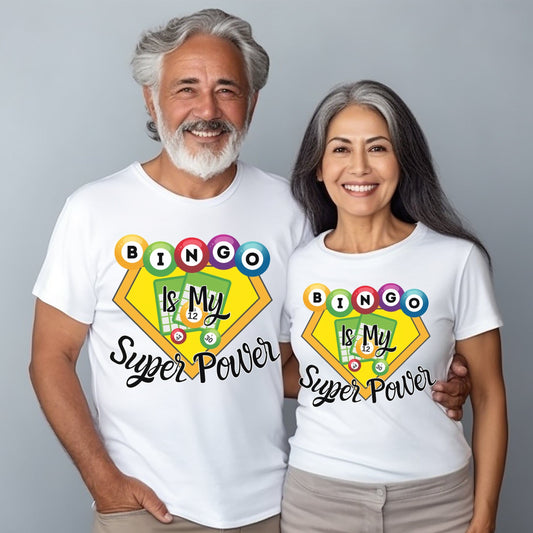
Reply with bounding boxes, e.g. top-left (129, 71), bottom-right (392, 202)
top-left (33, 161), bottom-right (309, 528)
top-left (283, 223), bottom-right (502, 483)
